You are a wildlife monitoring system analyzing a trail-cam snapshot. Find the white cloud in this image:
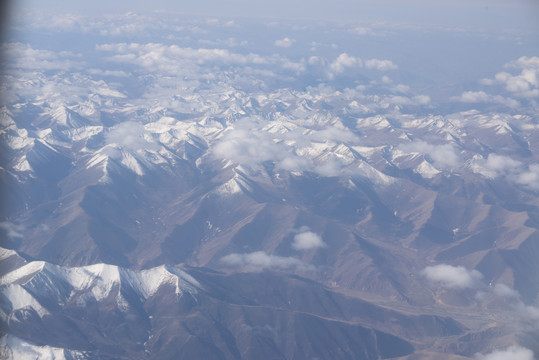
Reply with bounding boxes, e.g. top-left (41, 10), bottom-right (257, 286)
top-left (507, 56), bottom-right (539, 70)
top-left (3, 43), bottom-right (81, 71)
top-left (349, 26), bottom-right (373, 35)
top-left (364, 58), bottom-right (397, 71)
top-left (211, 122), bottom-right (306, 171)
top-left (471, 154), bottom-right (539, 191)
top-left (475, 346), bottom-right (535, 360)
top-left (98, 43), bottom-right (267, 66)
top-left (0, 222), bottom-right (24, 240)
top-left (391, 84), bottom-right (411, 93)
top-left (87, 69), bottom-right (130, 77)
top-left (274, 37), bottom-right (295, 48)
top-left (514, 302), bottom-right (539, 323)
top-left (309, 127), bottom-right (359, 143)
top-left (471, 154), bottom-right (522, 179)
top-left (329, 53), bottom-right (363, 75)
top-left (292, 228), bottom-right (325, 251)
top-left (455, 91), bottom-right (520, 108)
top-left (220, 251), bottom-right (313, 272)
top-left (480, 56), bottom-right (539, 99)
top-left (421, 264), bottom-right (483, 289)
top-left (399, 141), bottom-right (459, 169)
top-left (97, 42), bottom-right (305, 77)
top-left (211, 118), bottom-right (363, 177)
top-left (514, 164), bottom-right (539, 190)
top-left (492, 284), bottom-right (520, 299)
top-left (106, 121), bottom-right (159, 152)
top-left (388, 95), bottom-right (430, 106)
